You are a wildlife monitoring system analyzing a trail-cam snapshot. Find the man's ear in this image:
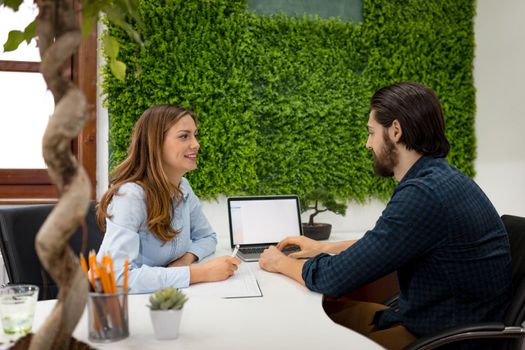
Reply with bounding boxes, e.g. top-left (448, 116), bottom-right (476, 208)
top-left (389, 119), bottom-right (402, 142)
